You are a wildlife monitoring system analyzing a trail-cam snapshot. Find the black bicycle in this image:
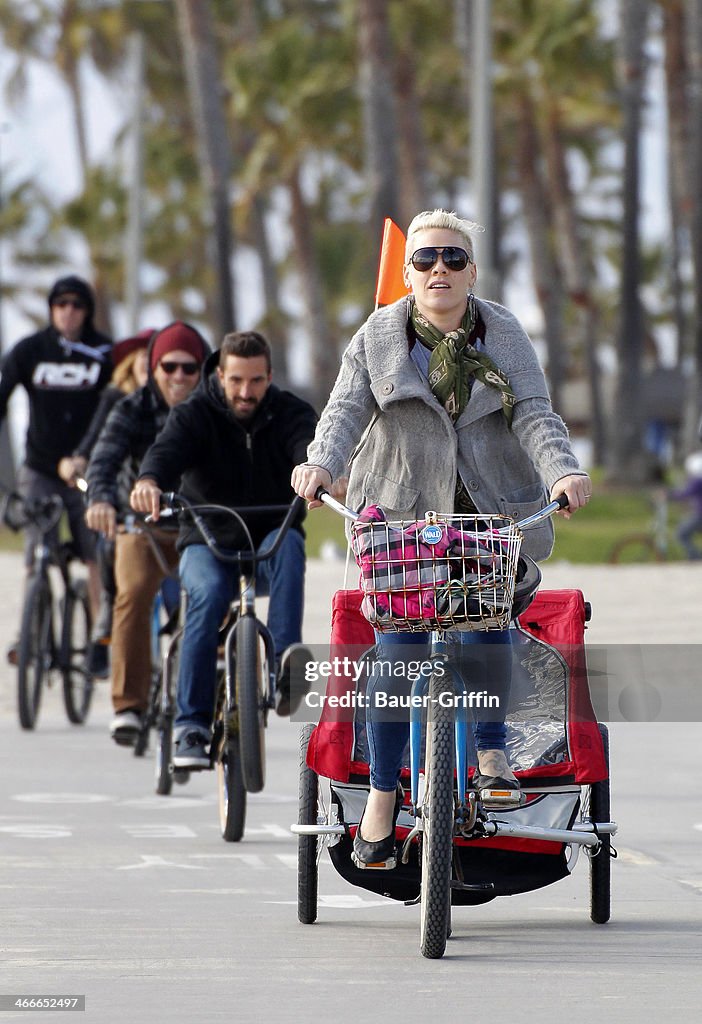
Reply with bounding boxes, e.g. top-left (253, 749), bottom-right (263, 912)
top-left (149, 493), bottom-right (304, 842)
top-left (1, 491), bottom-right (93, 730)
